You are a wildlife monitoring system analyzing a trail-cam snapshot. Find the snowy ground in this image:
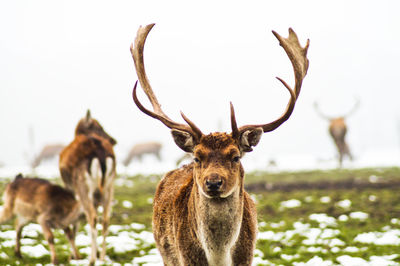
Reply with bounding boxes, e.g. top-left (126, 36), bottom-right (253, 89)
top-left (1, 149), bottom-right (399, 180)
top-left (0, 199), bottom-right (399, 265)
top-left (0, 151), bottom-right (399, 265)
